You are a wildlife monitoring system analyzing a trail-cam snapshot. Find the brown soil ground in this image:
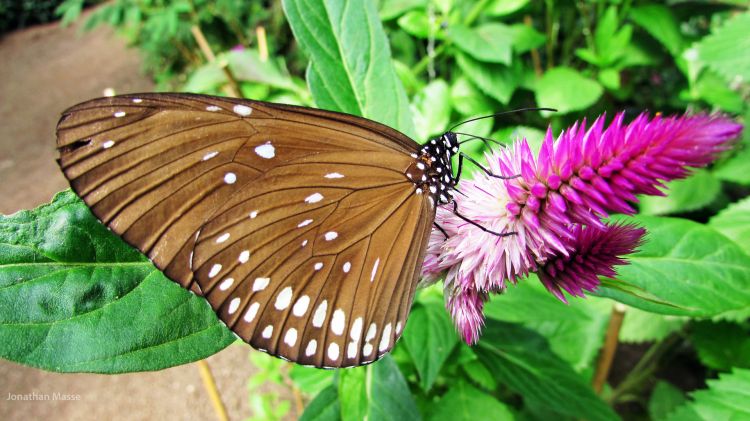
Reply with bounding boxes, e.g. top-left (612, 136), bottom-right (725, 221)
top-left (0, 9), bottom-right (293, 421)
